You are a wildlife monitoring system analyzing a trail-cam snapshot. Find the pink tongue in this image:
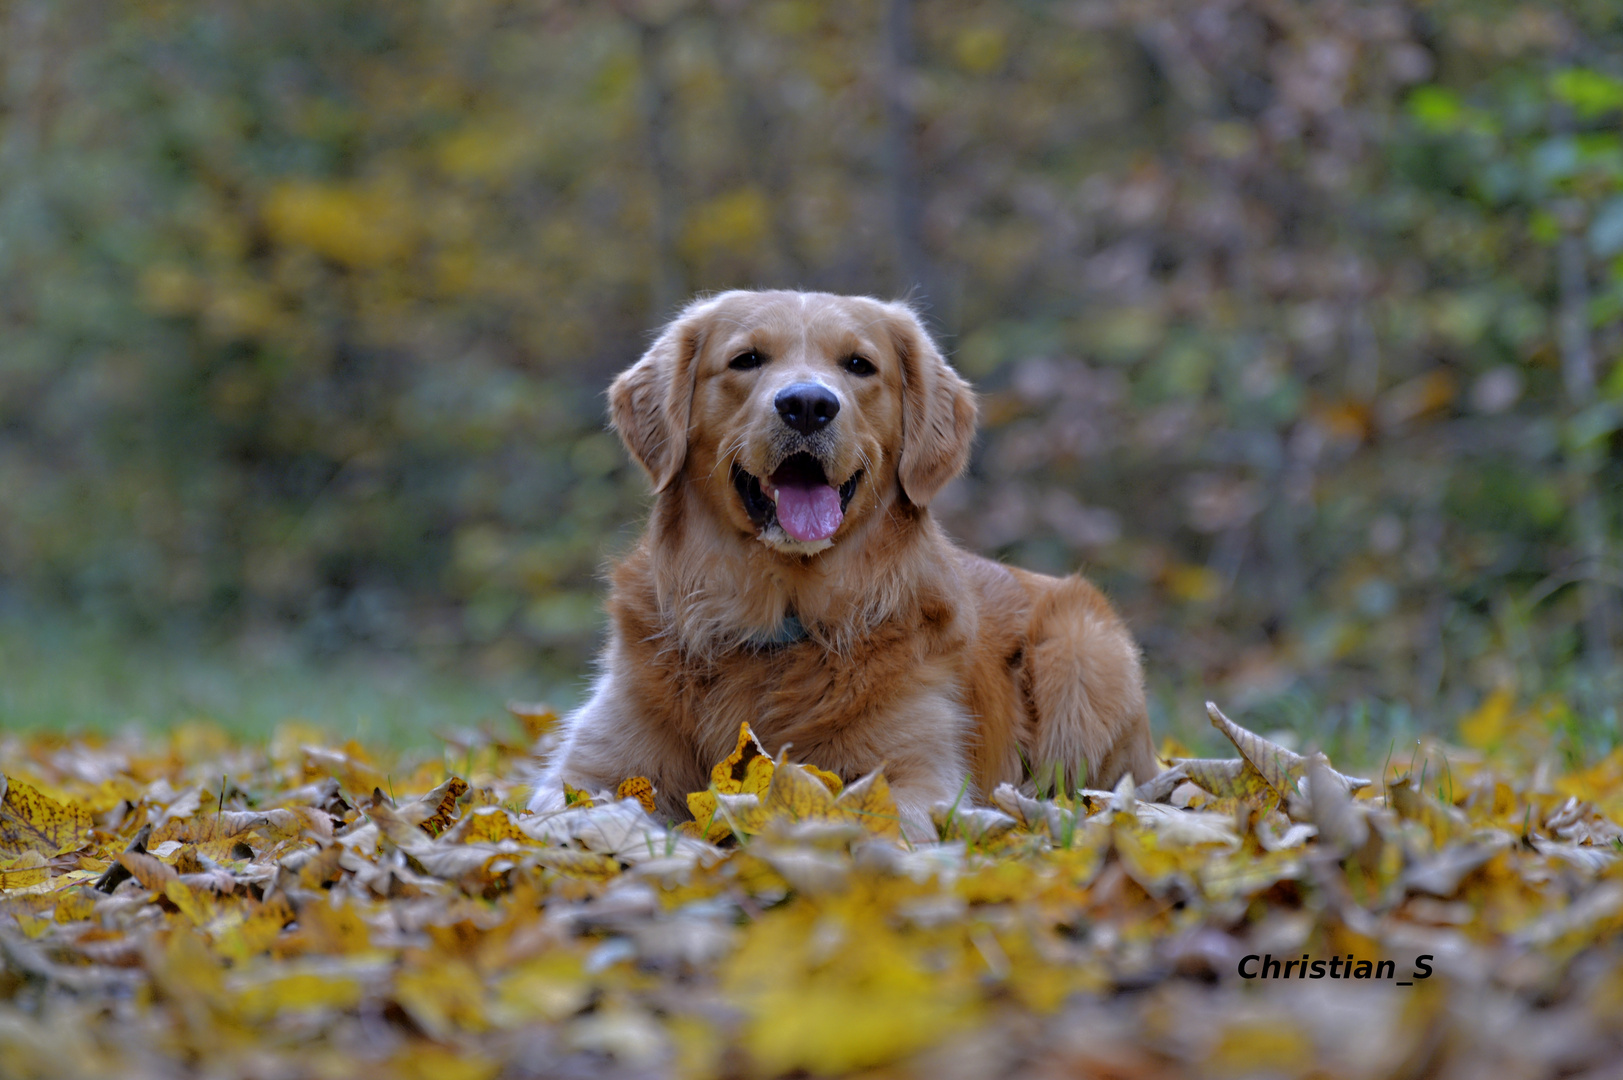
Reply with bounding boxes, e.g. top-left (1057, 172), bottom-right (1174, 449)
top-left (775, 483), bottom-right (843, 542)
